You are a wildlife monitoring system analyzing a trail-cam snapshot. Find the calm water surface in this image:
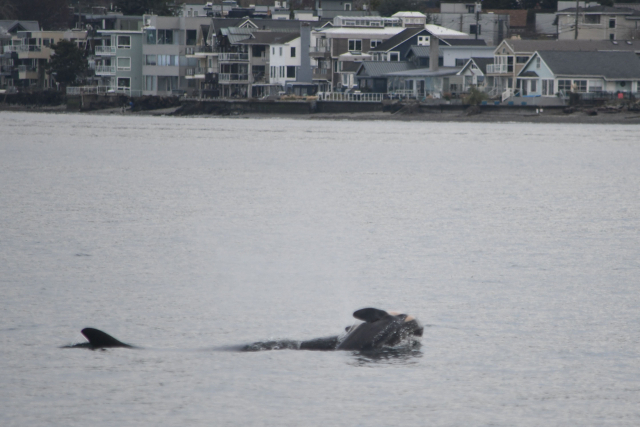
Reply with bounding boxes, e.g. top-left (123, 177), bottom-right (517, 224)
top-left (1, 112), bottom-right (639, 426)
